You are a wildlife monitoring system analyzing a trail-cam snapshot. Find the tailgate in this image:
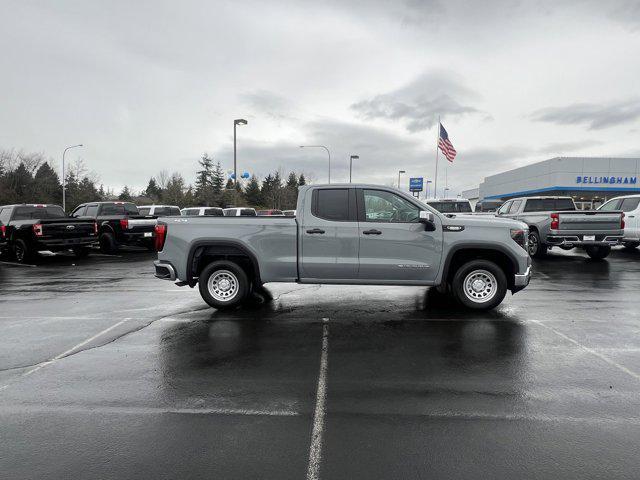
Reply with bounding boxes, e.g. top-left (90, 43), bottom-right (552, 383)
top-left (126, 218), bottom-right (157, 232)
top-left (41, 220), bottom-right (95, 239)
top-left (557, 211), bottom-right (623, 232)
